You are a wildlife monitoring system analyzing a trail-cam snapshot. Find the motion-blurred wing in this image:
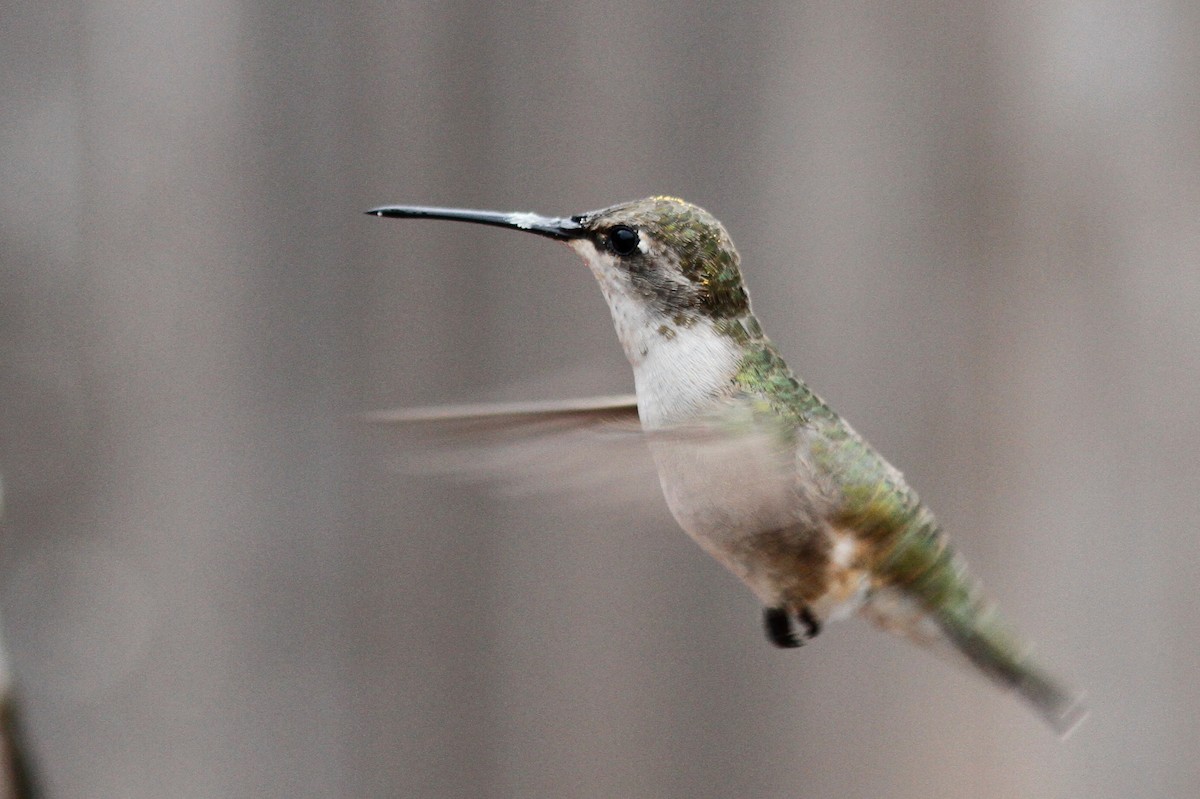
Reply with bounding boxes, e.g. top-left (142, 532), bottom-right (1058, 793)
top-left (359, 394), bottom-right (640, 432)
top-left (358, 395), bottom-right (665, 506)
